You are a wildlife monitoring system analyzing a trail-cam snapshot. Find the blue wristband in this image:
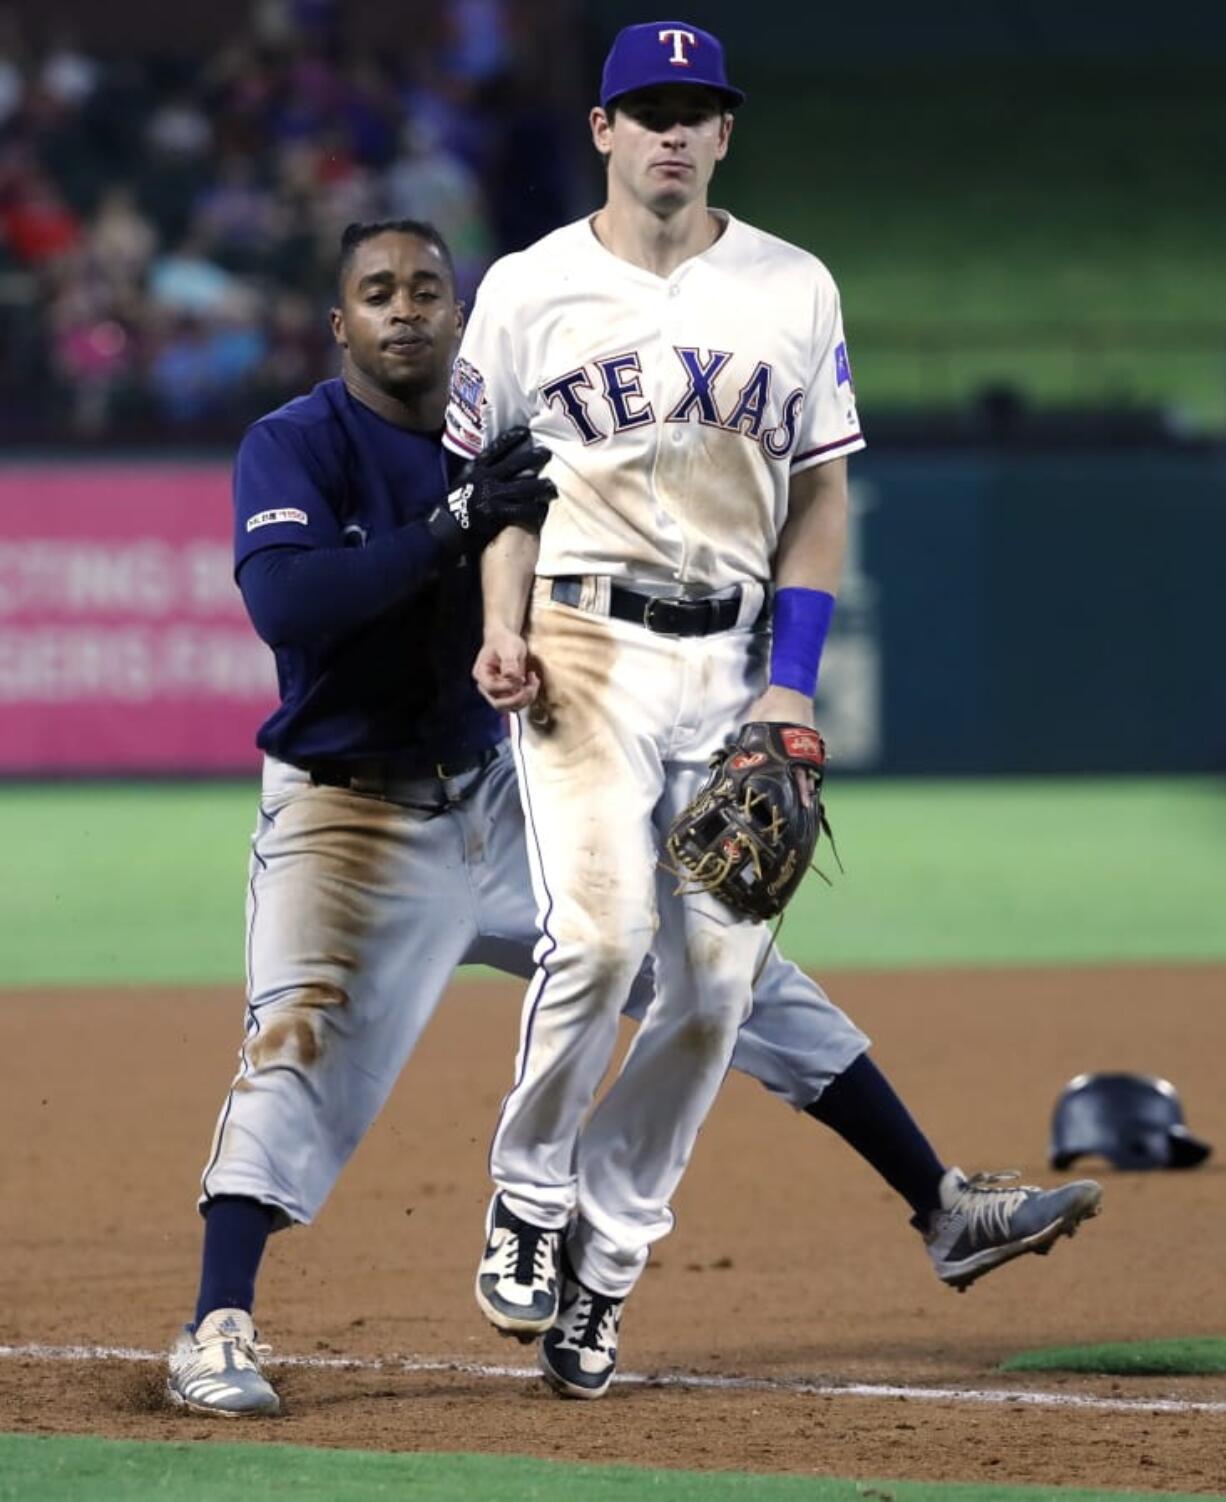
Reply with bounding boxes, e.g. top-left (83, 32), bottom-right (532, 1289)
top-left (769, 587), bottom-right (835, 698)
